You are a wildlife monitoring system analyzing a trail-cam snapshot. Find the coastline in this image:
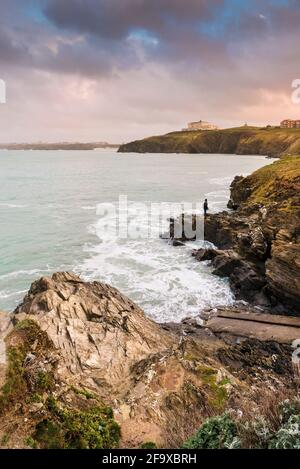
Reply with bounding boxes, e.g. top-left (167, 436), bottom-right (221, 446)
top-left (0, 143), bottom-right (120, 151)
top-left (118, 126), bottom-right (300, 158)
top-left (0, 155), bottom-right (299, 449)
top-left (169, 156), bottom-right (300, 315)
